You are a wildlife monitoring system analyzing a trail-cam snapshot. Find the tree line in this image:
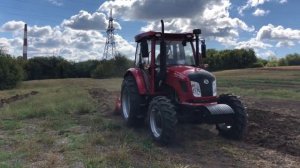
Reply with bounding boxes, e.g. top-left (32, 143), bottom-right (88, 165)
top-left (0, 53), bottom-right (132, 90)
top-left (205, 49), bottom-right (259, 71)
top-left (1, 49), bottom-right (300, 90)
